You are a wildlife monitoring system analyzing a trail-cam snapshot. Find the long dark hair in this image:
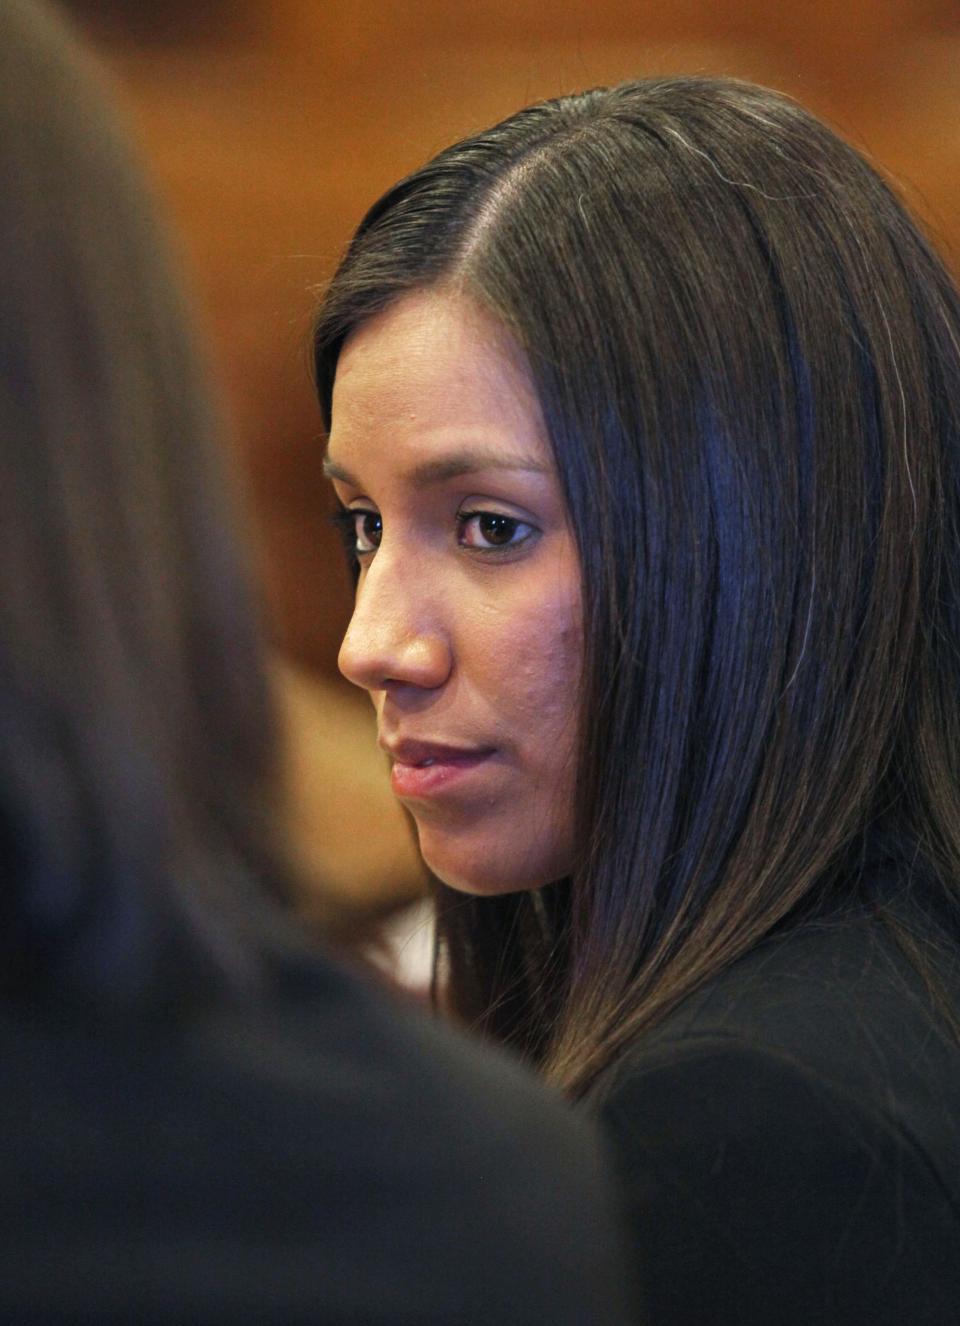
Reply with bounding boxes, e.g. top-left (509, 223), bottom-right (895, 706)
top-left (314, 76), bottom-right (960, 1094)
top-left (1, 0), bottom-right (299, 1007)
